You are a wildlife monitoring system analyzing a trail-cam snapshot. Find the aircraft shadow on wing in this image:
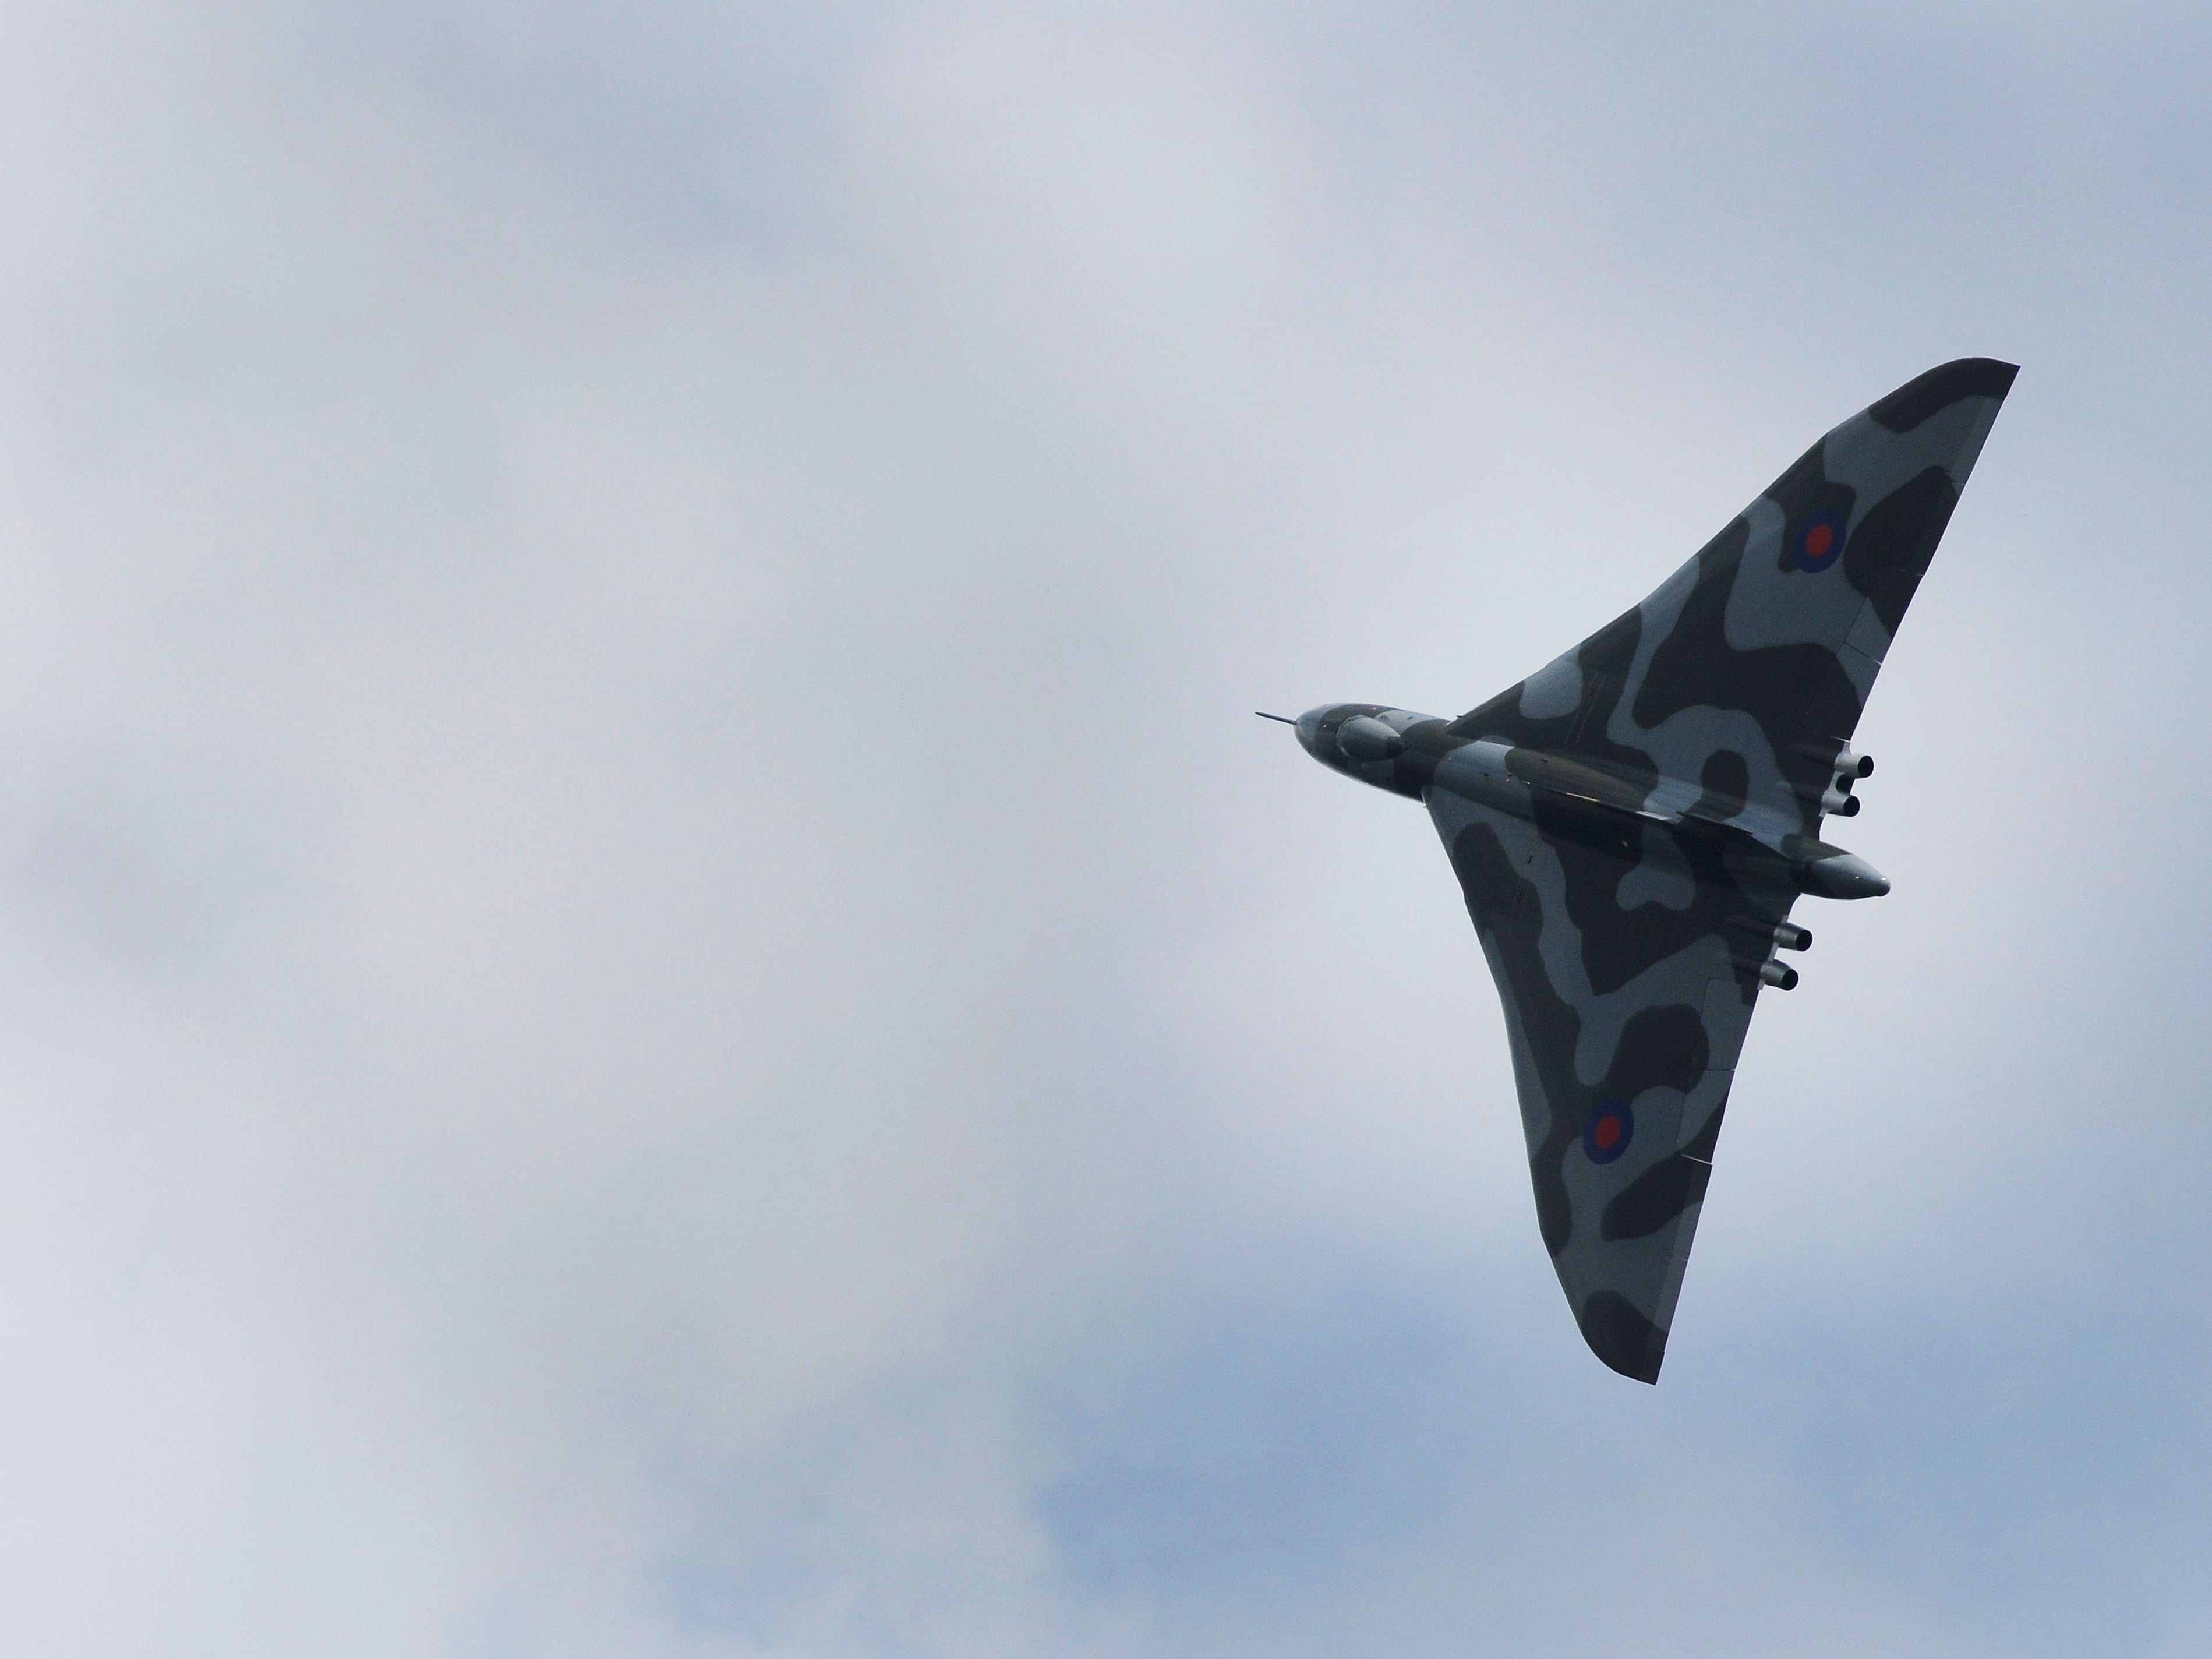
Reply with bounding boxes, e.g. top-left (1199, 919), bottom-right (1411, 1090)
top-left (1271, 358), bottom-right (2017, 1383)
